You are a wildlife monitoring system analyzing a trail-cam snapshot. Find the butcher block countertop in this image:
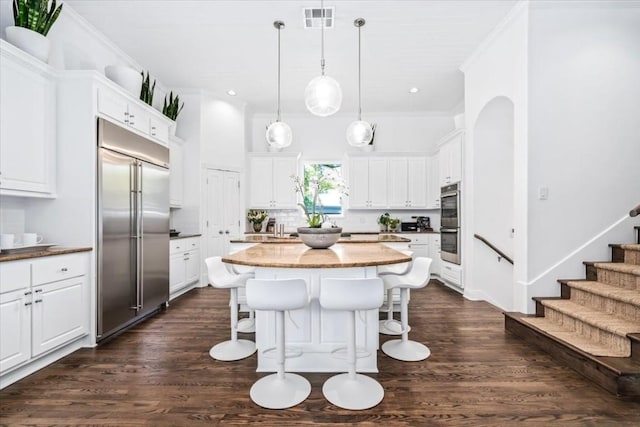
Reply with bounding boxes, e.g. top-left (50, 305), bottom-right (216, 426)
top-left (230, 234), bottom-right (411, 244)
top-left (222, 243), bottom-right (411, 269)
top-left (0, 247), bottom-right (93, 262)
